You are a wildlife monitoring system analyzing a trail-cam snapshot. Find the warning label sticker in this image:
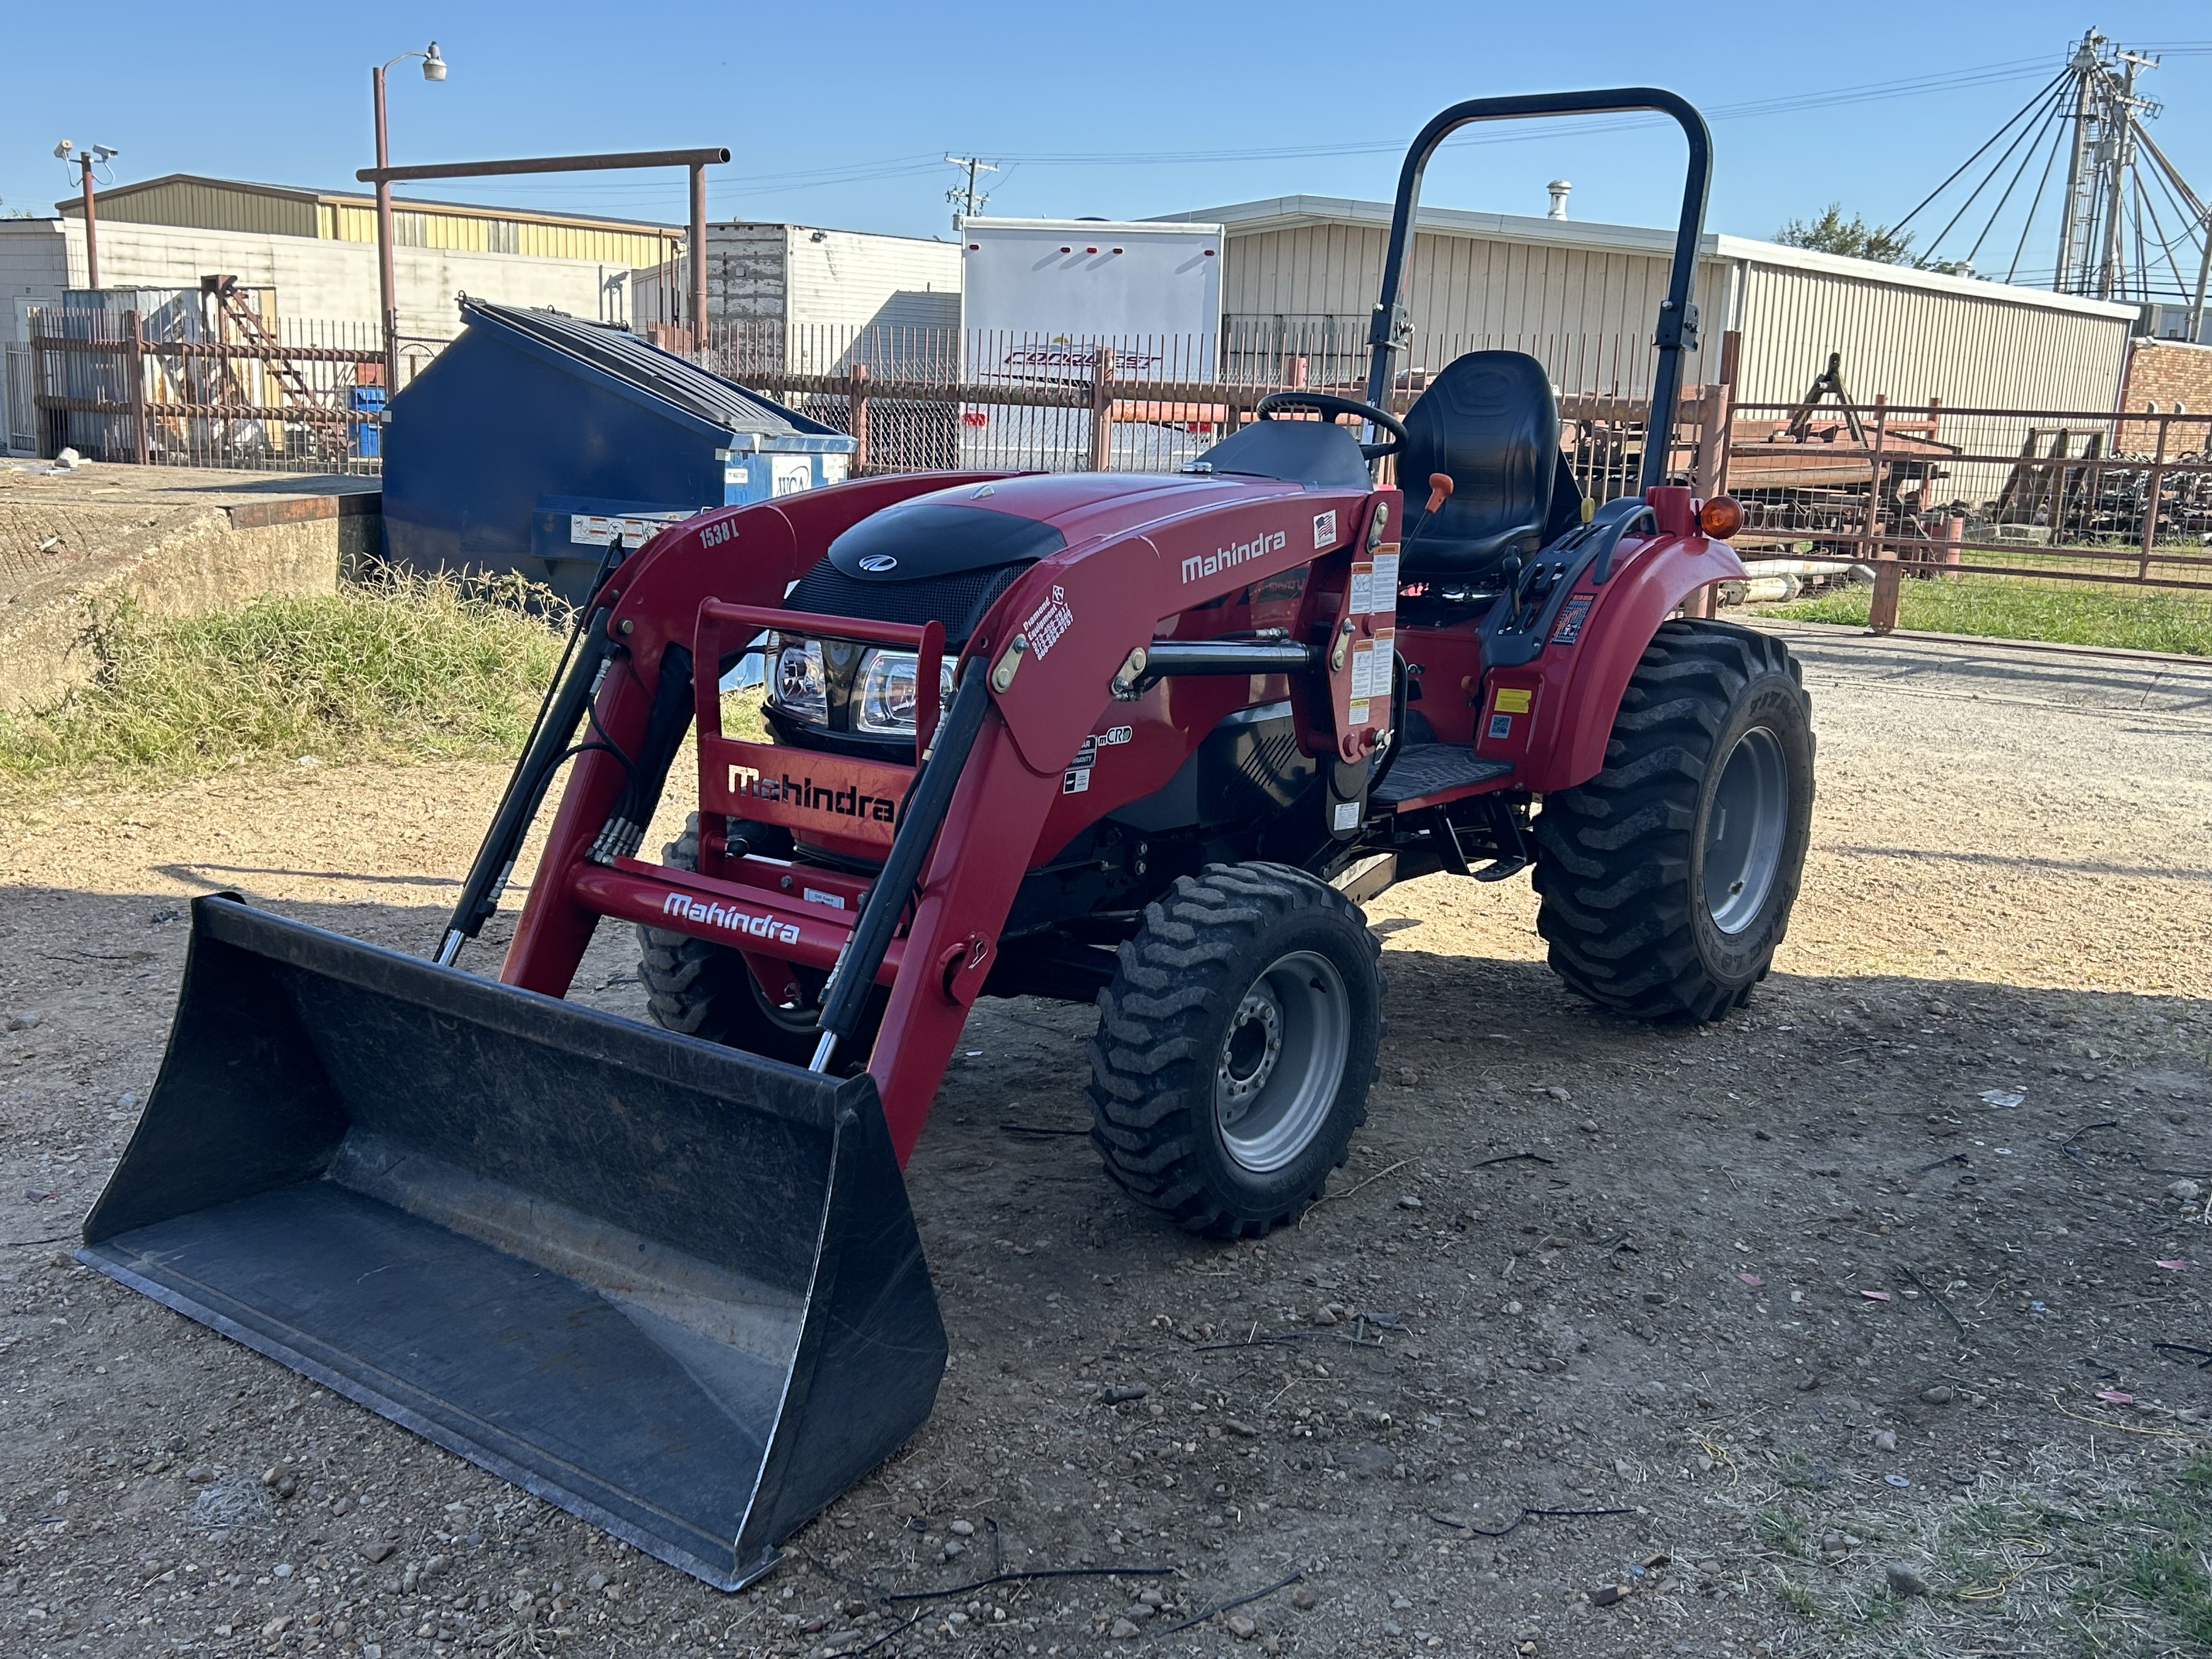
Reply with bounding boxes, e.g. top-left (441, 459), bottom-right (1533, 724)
top-left (1369, 551), bottom-right (1400, 612)
top-left (568, 510), bottom-right (693, 549)
top-left (1022, 584), bottom-right (1075, 658)
top-left (1550, 594), bottom-right (1594, 645)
